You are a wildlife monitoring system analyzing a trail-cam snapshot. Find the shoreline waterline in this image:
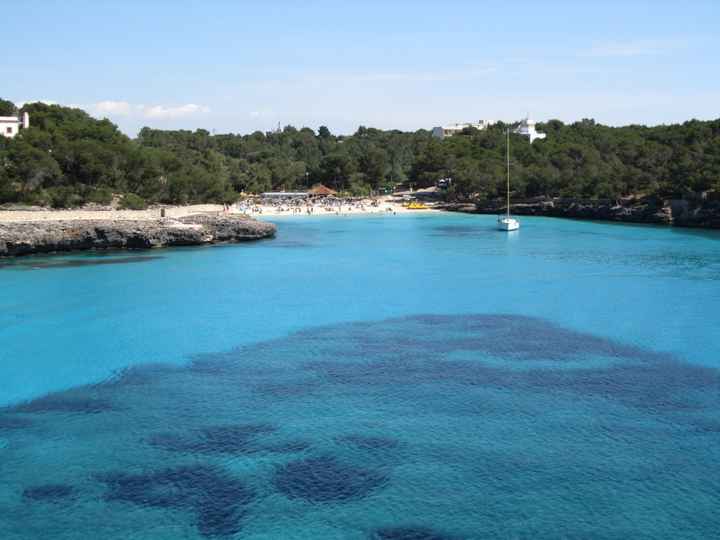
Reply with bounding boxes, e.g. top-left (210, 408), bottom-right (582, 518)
top-left (0, 198), bottom-right (439, 223)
